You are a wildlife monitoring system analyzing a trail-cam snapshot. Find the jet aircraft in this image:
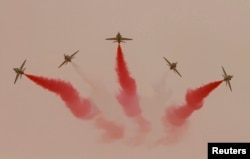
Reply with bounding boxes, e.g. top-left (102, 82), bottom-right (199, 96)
top-left (106, 32), bottom-right (132, 43)
top-left (222, 66), bottom-right (233, 91)
top-left (13, 59), bottom-right (26, 84)
top-left (163, 57), bottom-right (182, 77)
top-left (58, 50), bottom-right (79, 68)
